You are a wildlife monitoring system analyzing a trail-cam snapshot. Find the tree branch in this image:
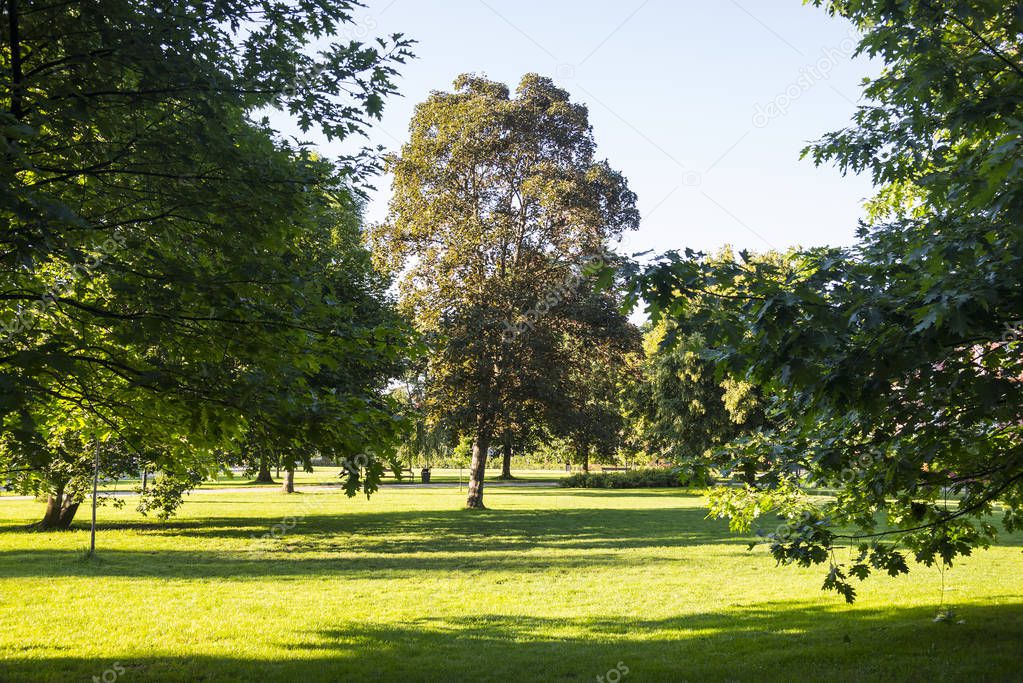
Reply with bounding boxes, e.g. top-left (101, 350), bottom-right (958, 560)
top-left (7, 0), bottom-right (23, 118)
